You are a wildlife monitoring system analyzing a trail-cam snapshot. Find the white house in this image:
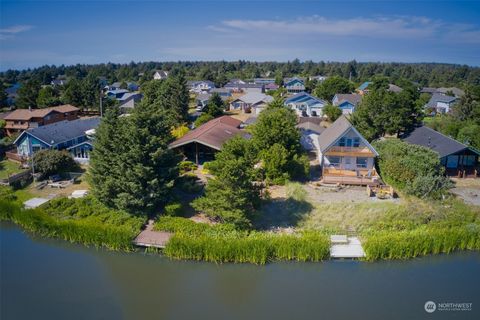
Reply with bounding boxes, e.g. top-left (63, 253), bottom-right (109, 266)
top-left (426, 93), bottom-right (457, 113)
top-left (187, 80), bottom-right (216, 93)
top-left (284, 92), bottom-right (326, 117)
top-left (229, 92), bottom-right (273, 114)
top-left (153, 70), bottom-right (169, 80)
